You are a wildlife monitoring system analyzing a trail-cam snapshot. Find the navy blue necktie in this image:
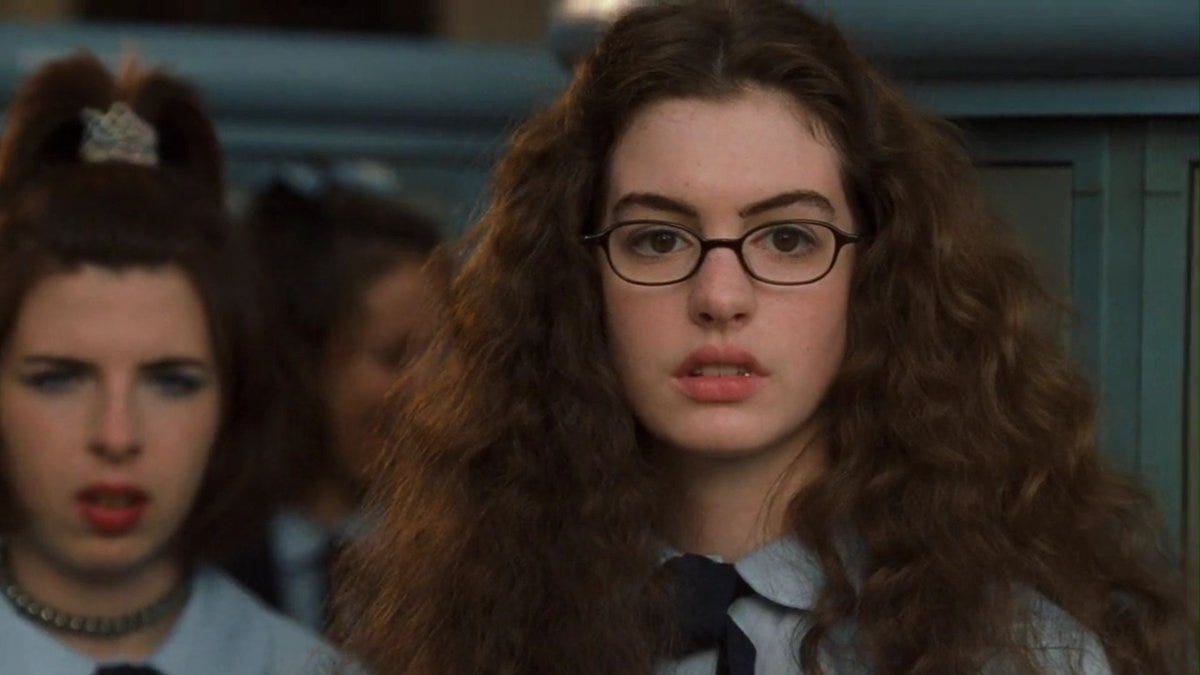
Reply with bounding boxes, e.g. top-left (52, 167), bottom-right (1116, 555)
top-left (664, 553), bottom-right (756, 675)
top-left (94, 666), bottom-right (165, 675)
